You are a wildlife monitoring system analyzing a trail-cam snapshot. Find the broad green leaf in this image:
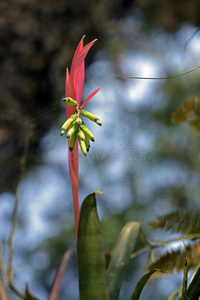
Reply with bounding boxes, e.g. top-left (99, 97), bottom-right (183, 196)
top-left (186, 267), bottom-right (200, 300)
top-left (130, 269), bottom-right (160, 300)
top-left (77, 192), bottom-right (109, 300)
top-left (107, 221), bottom-right (141, 300)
